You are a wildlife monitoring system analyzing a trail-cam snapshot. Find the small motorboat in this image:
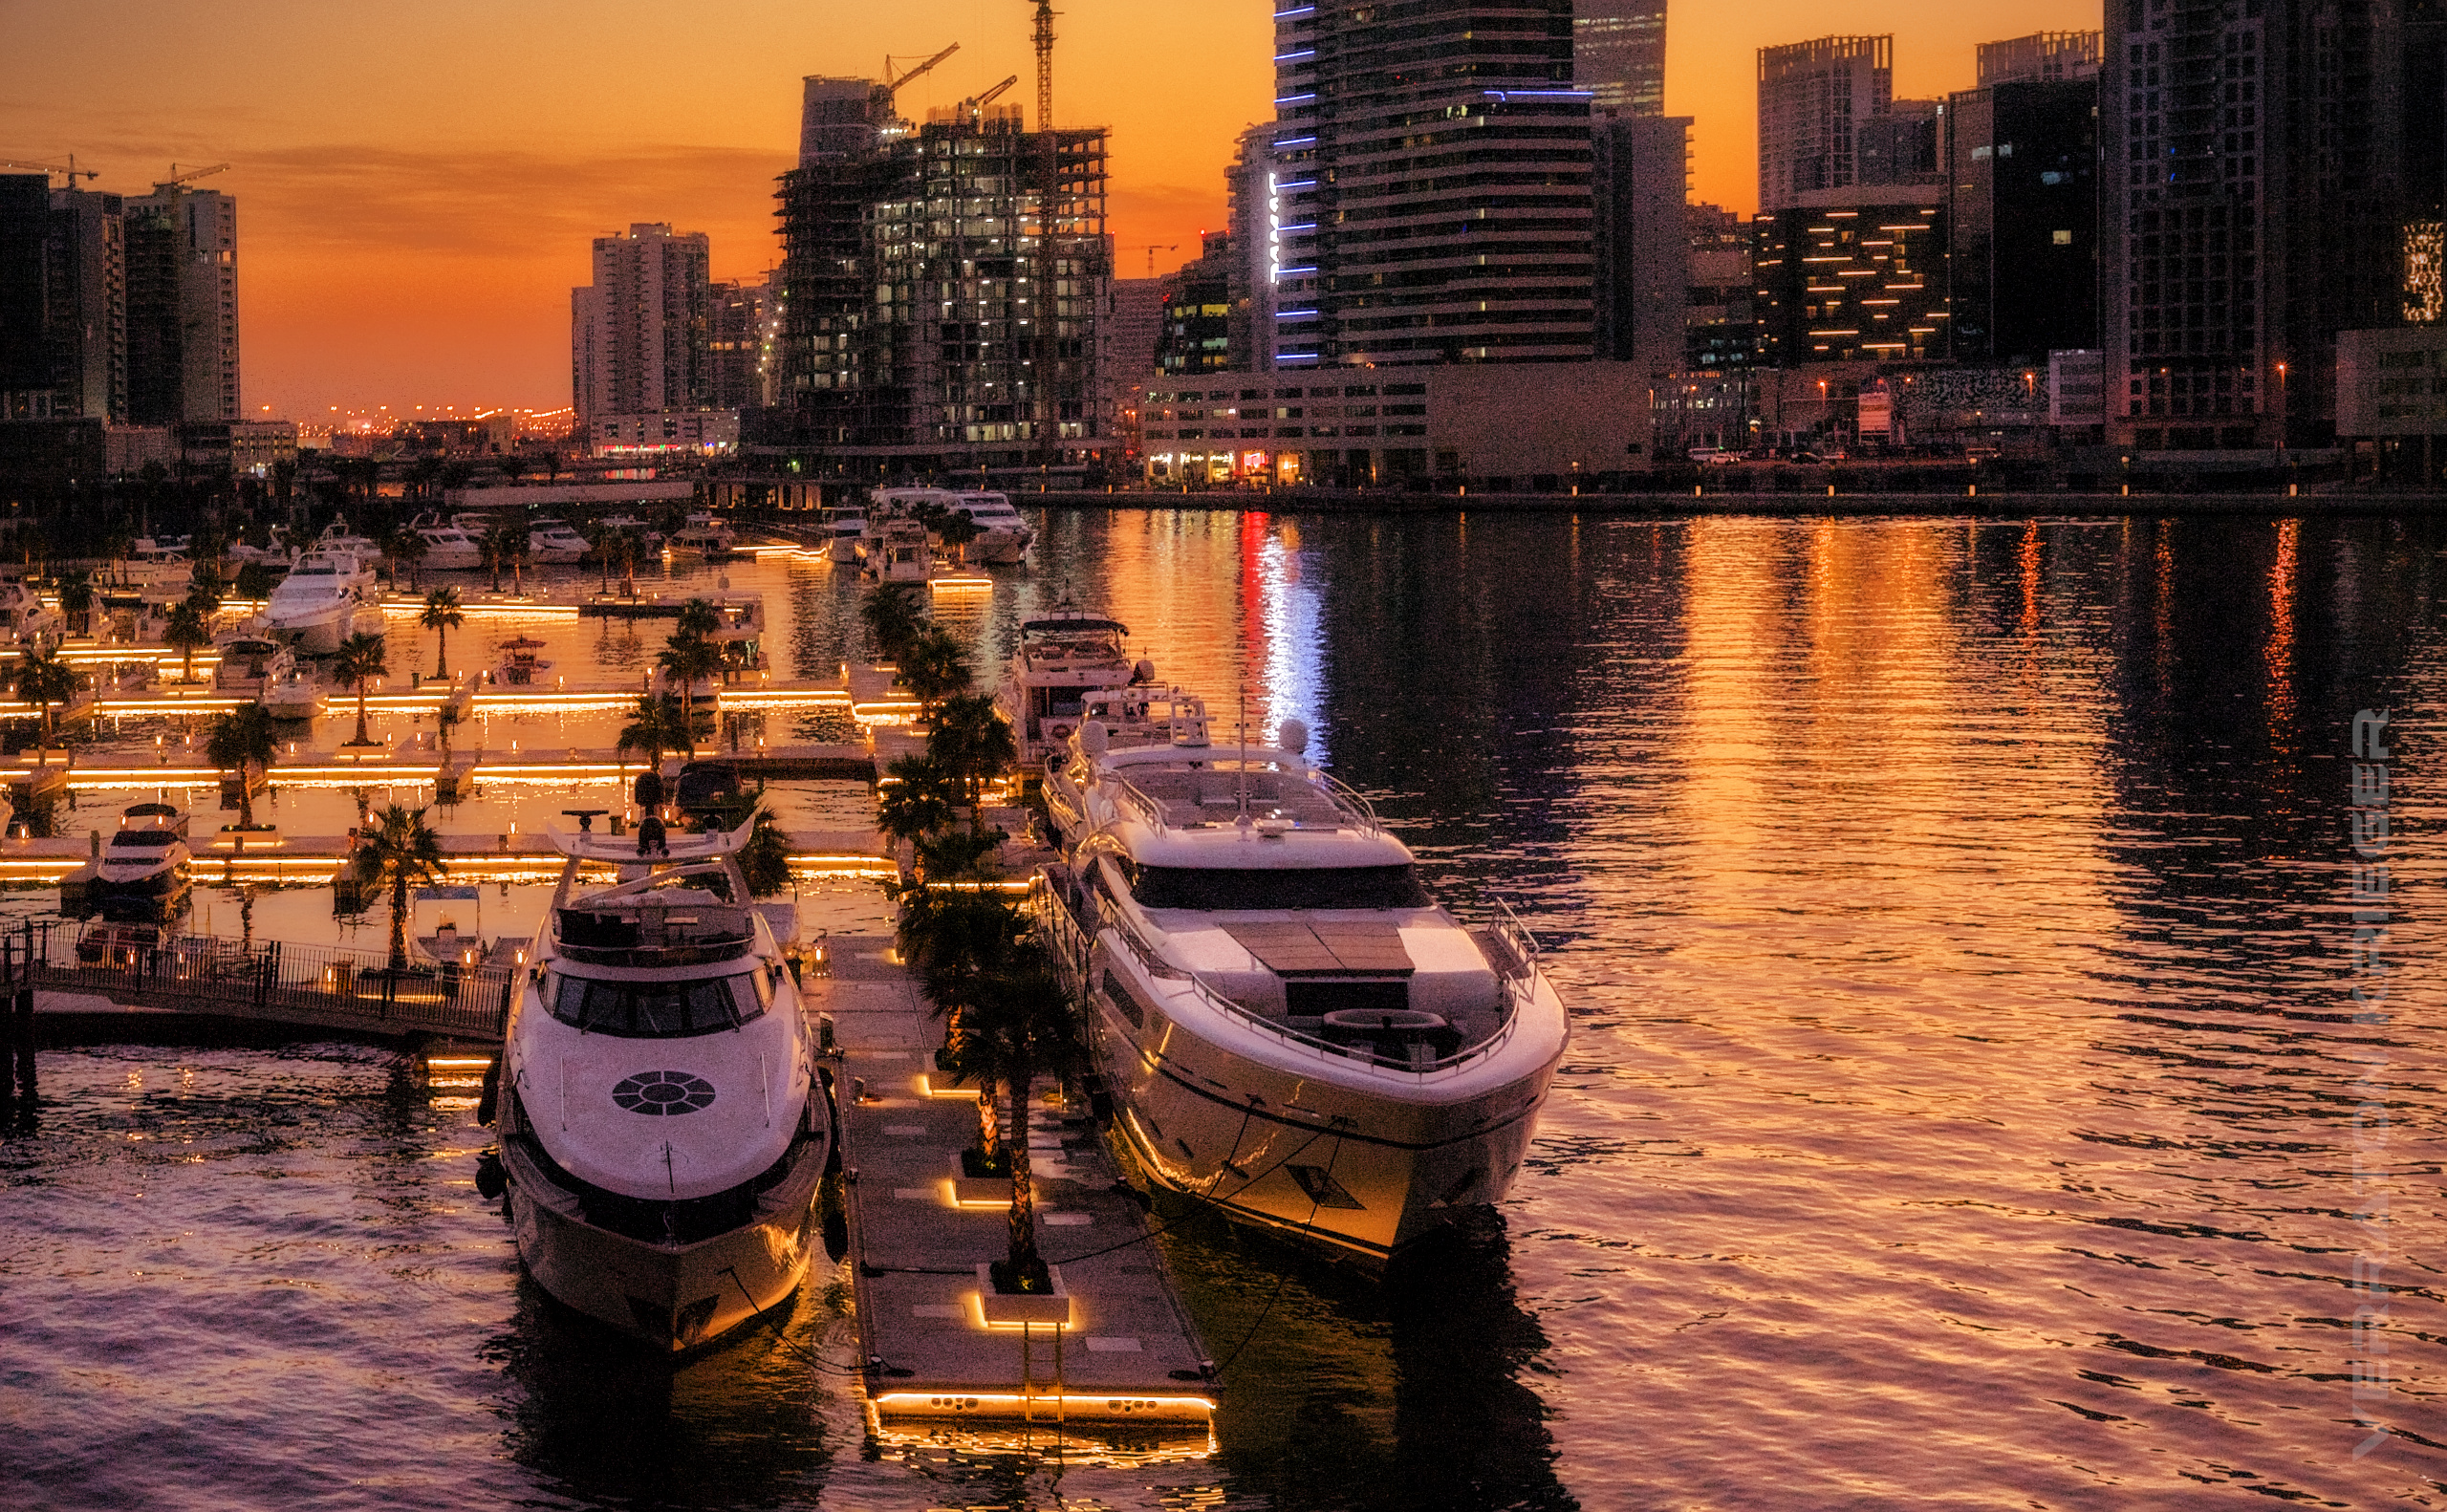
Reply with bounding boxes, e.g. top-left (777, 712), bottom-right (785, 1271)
top-left (212, 636), bottom-right (295, 695)
top-left (816, 503), bottom-right (865, 564)
top-left (261, 661), bottom-right (325, 719)
top-left (96, 804), bottom-right (191, 901)
top-left (861, 519), bottom-right (930, 583)
top-left (415, 524), bottom-right (486, 571)
top-left (496, 636), bottom-right (554, 686)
